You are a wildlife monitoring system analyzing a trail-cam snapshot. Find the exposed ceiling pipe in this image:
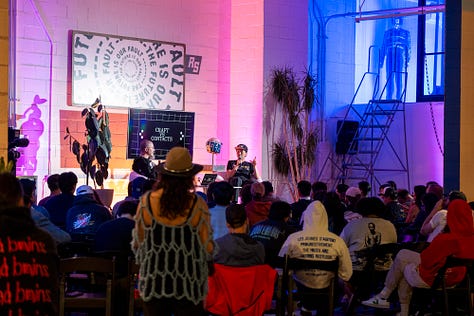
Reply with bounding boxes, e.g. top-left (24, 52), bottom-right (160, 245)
top-left (355, 4), bottom-right (445, 22)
